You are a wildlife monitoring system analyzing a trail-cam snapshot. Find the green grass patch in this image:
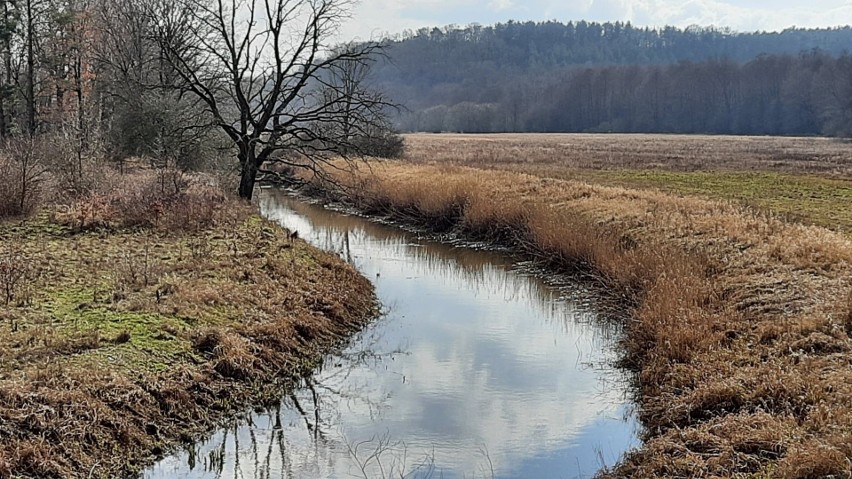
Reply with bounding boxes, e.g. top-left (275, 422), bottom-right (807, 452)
top-left (22, 287), bottom-right (197, 374)
top-left (558, 169), bottom-right (852, 234)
